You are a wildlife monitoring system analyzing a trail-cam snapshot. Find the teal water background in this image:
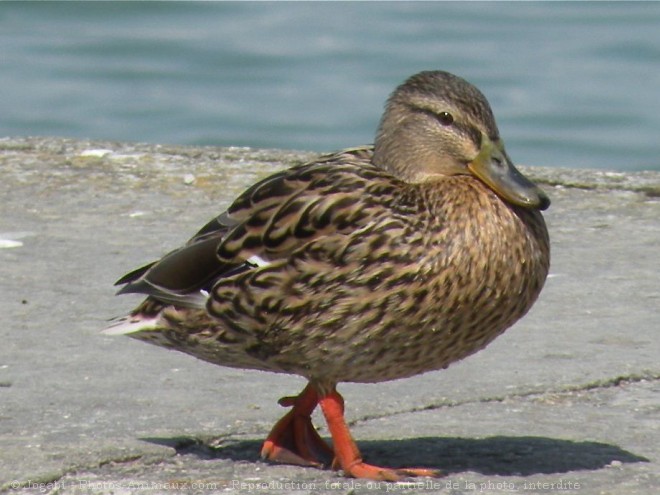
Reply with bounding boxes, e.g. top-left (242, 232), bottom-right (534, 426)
top-left (2, 2), bottom-right (659, 171)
